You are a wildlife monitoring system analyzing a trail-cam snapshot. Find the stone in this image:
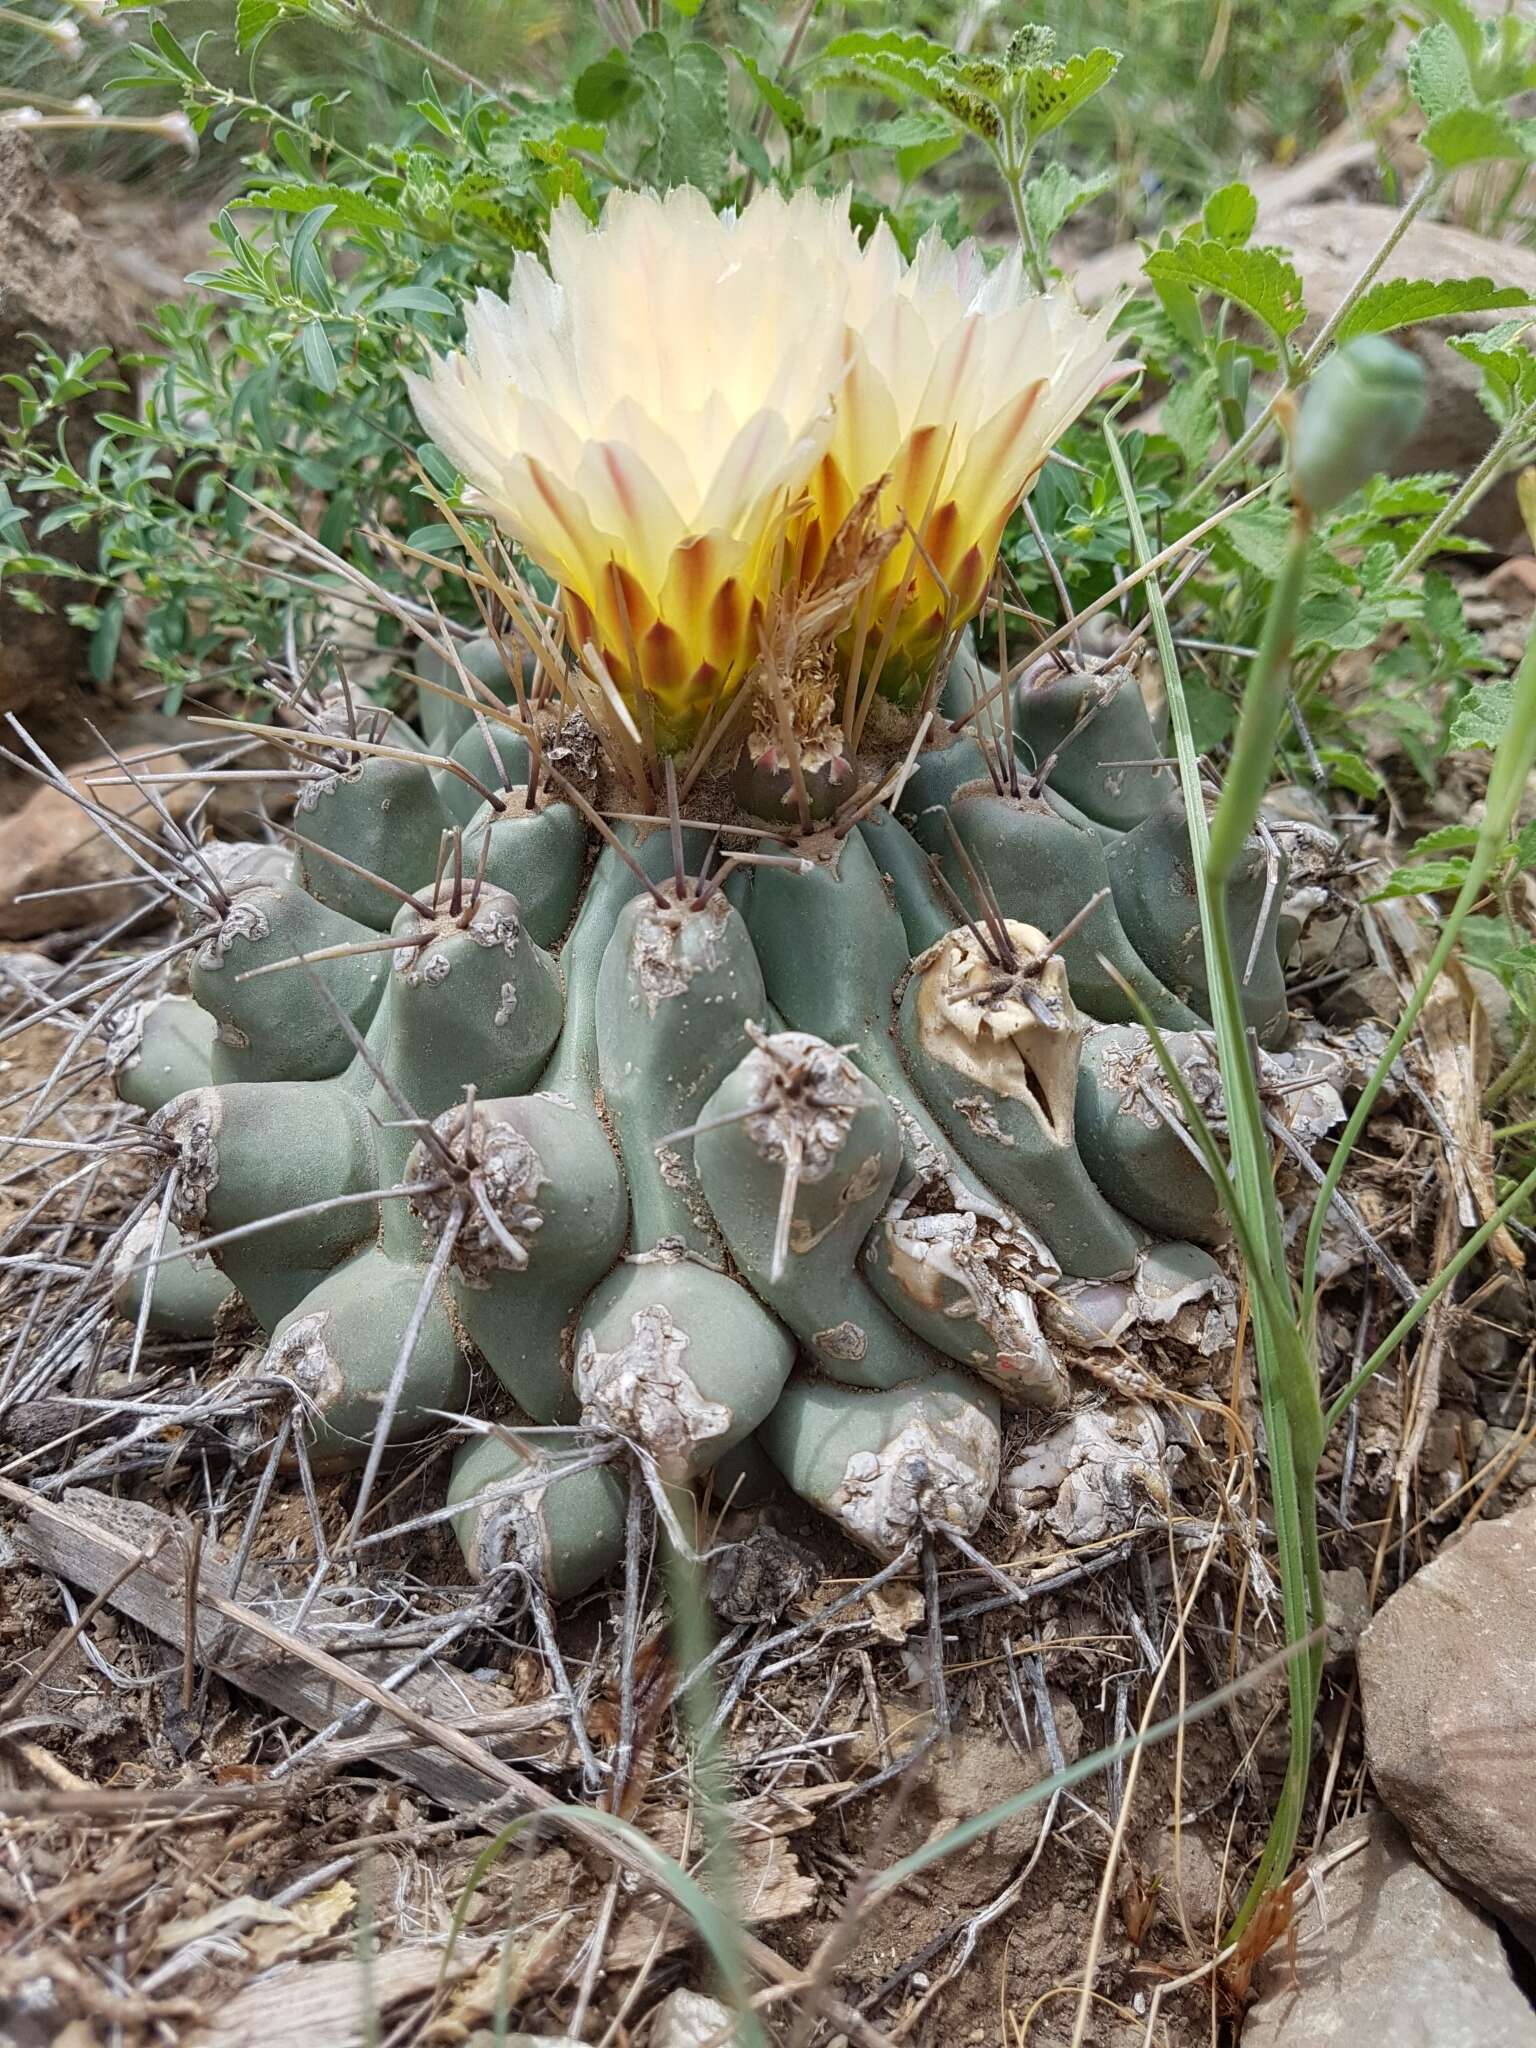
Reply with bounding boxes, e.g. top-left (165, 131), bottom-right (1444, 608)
top-left (0, 747), bottom-right (197, 941)
top-left (650, 1989), bottom-right (736, 2048)
top-left (1360, 1494), bottom-right (1536, 1947)
top-left (1244, 1813), bottom-right (1536, 2048)
top-left (0, 132), bottom-right (133, 715)
top-left (1321, 1564), bottom-right (1372, 1668)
